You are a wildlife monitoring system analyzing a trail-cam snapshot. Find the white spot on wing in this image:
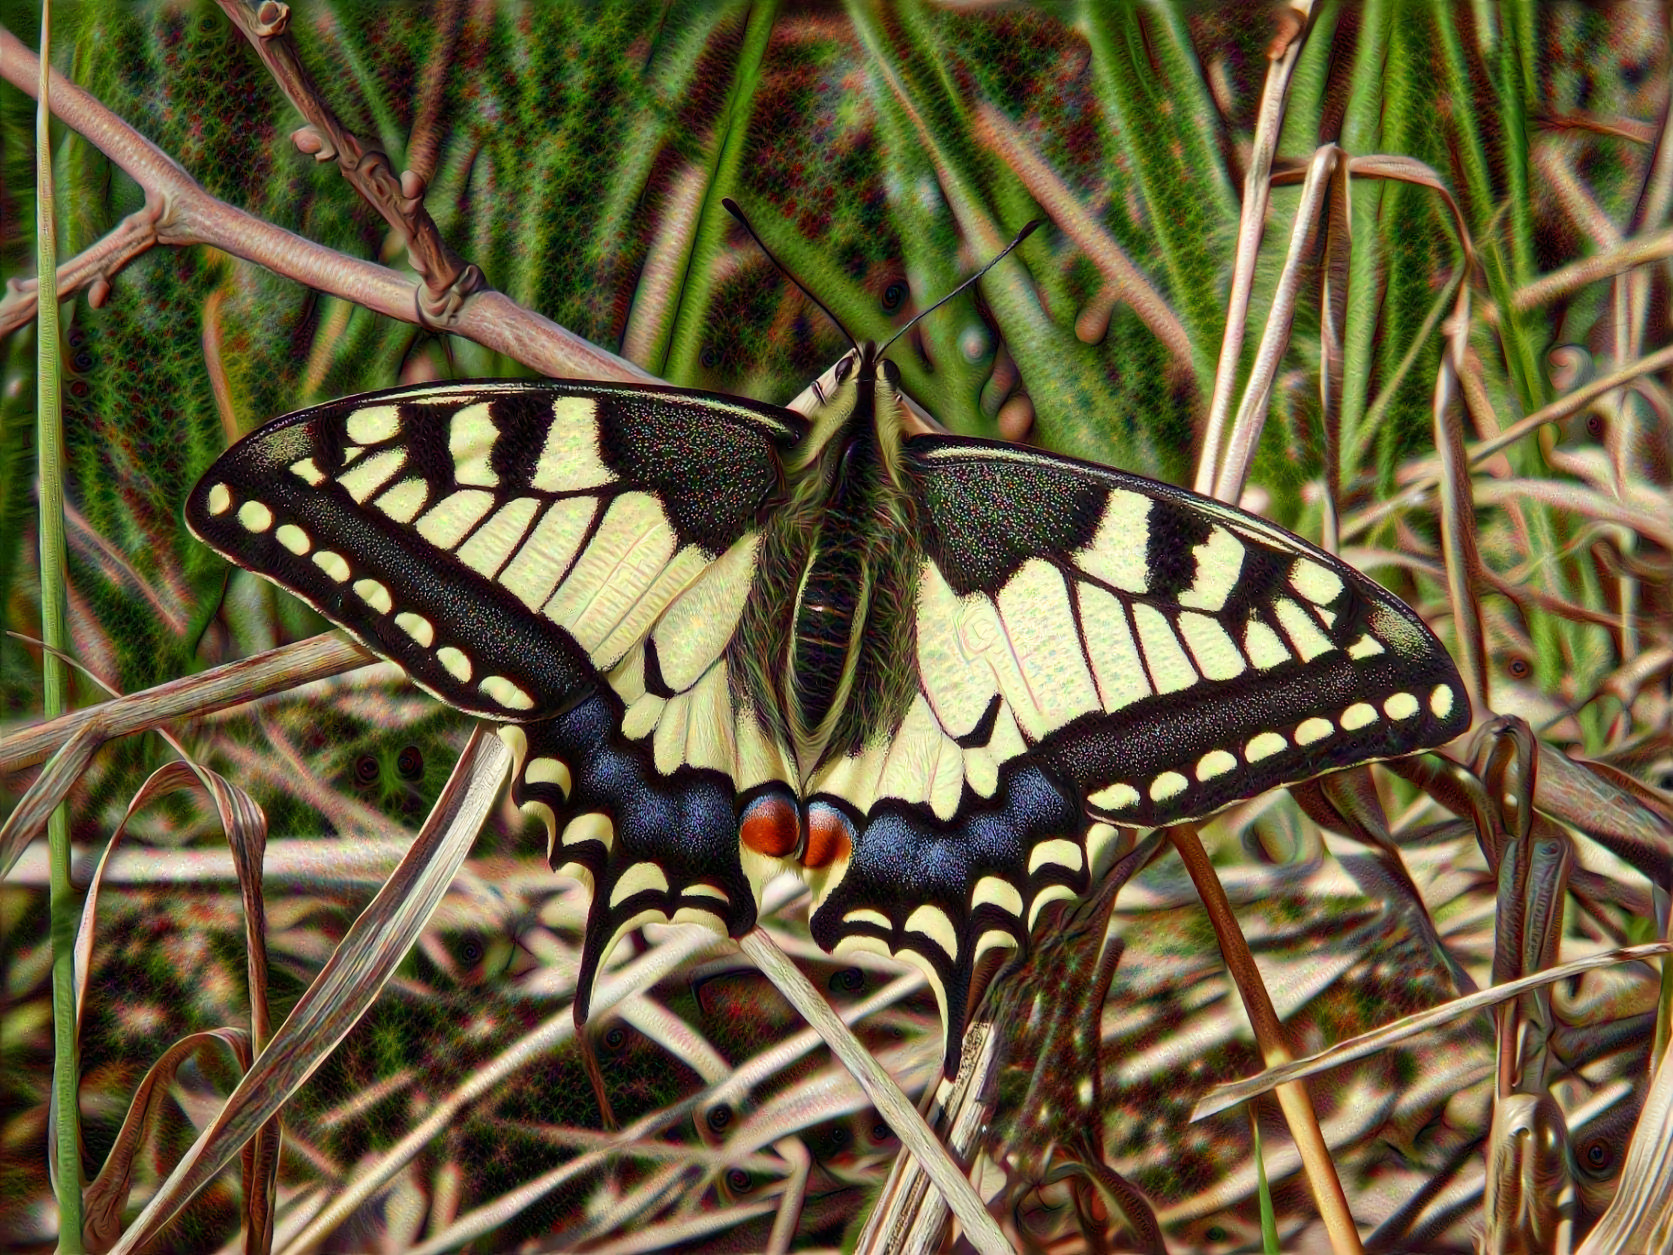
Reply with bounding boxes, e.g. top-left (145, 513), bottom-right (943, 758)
top-left (1291, 558), bottom-right (1344, 605)
top-left (238, 500), bottom-right (273, 532)
top-left (1384, 691), bottom-right (1419, 720)
top-left (456, 497), bottom-right (540, 578)
top-left (353, 578), bottom-right (391, 614)
top-left (545, 492), bottom-right (675, 654)
top-left (1133, 605), bottom-right (1197, 694)
top-left (345, 404), bottom-right (401, 445)
top-left (996, 559), bottom-right (1100, 735)
top-left (1196, 749), bottom-right (1237, 781)
top-left (207, 483), bottom-right (232, 515)
top-left (448, 402), bottom-right (499, 487)
top-left (1430, 684), bottom-right (1455, 718)
top-left (1076, 490), bottom-right (1149, 593)
top-left (532, 396), bottom-right (612, 492)
top-left (275, 524), bottom-right (311, 555)
top-left (1075, 583), bottom-right (1150, 711)
top-left (373, 478), bottom-right (429, 524)
top-left (525, 756), bottom-right (571, 796)
top-left (1295, 716), bottom-right (1333, 745)
top-left (1244, 618), bottom-right (1290, 669)
top-left (415, 489), bottom-right (496, 548)
top-left (1179, 527), bottom-right (1244, 613)
top-left (480, 675), bottom-right (534, 710)
top-left (1274, 598), bottom-right (1336, 662)
top-left (337, 447), bottom-right (406, 504)
top-left (437, 646), bottom-right (472, 682)
top-left (651, 535), bottom-right (759, 691)
top-left (1149, 771), bottom-right (1188, 802)
top-left (395, 611), bottom-right (434, 647)
top-left (1089, 782), bottom-right (1139, 811)
top-left (1347, 634), bottom-right (1385, 660)
top-left (904, 904), bottom-right (959, 960)
top-left (312, 550), bottom-right (350, 582)
top-left (563, 812), bottom-right (614, 850)
top-left (289, 458), bottom-right (326, 486)
top-left (610, 862), bottom-right (670, 906)
top-left (972, 876), bottom-right (1023, 915)
top-left (1246, 731), bottom-right (1287, 761)
top-left (1027, 838), bottom-right (1082, 876)
top-left (1178, 612), bottom-right (1246, 681)
top-left (1341, 702), bottom-right (1377, 730)
top-left (499, 497), bottom-right (596, 610)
